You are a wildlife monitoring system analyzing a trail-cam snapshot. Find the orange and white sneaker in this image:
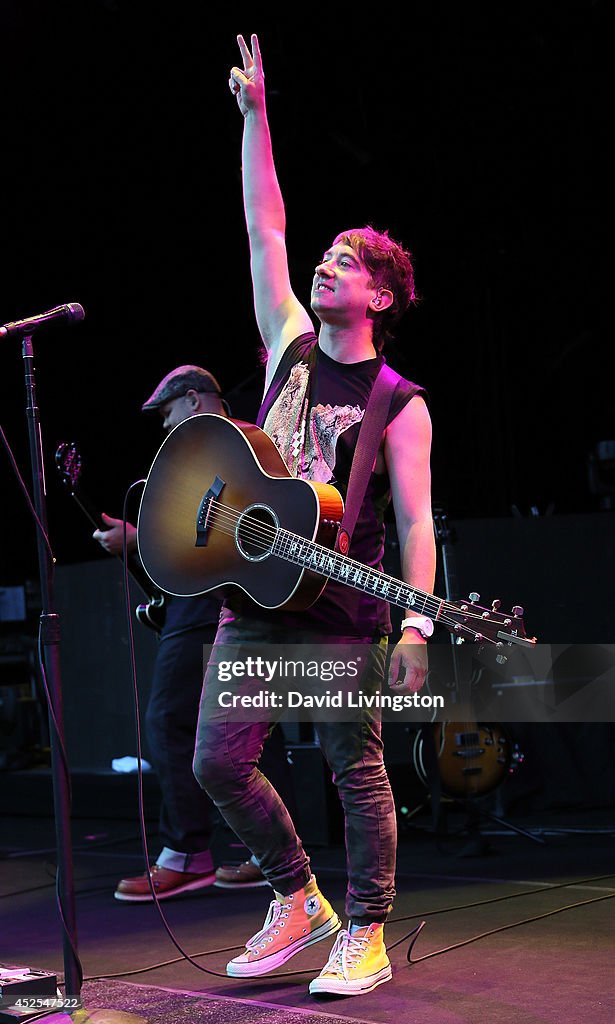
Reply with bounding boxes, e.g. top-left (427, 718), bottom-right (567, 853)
top-left (226, 875), bottom-right (341, 978)
top-left (309, 922), bottom-right (392, 996)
